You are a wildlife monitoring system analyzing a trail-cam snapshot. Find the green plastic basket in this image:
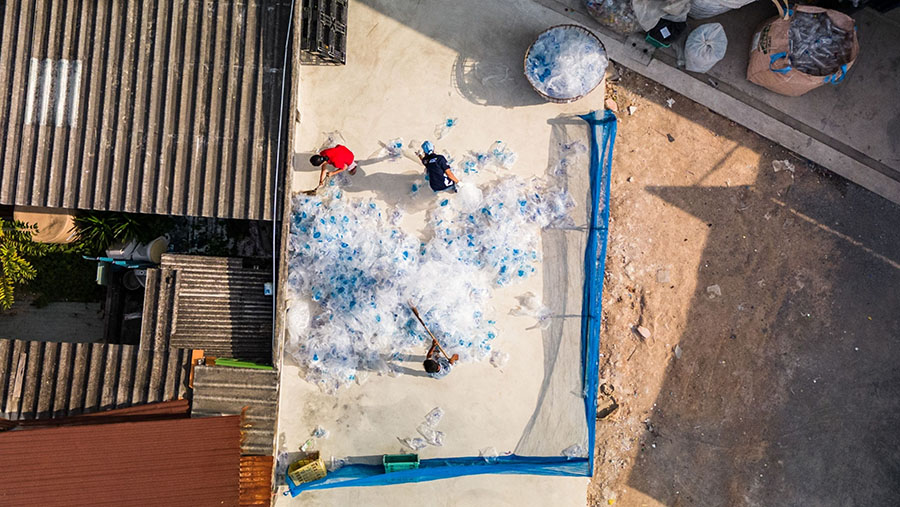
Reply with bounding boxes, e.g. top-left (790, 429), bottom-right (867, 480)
top-left (383, 453), bottom-right (419, 473)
